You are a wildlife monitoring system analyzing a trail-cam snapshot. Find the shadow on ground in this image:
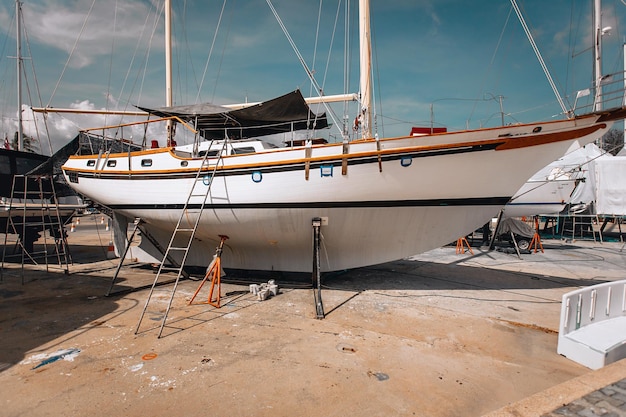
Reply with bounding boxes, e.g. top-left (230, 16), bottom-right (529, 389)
top-left (0, 262), bottom-right (138, 374)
